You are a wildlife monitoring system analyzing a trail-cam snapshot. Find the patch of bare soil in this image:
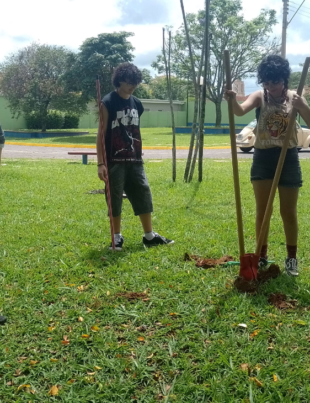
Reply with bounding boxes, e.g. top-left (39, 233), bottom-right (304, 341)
top-left (115, 292), bottom-right (147, 300)
top-left (234, 264), bottom-right (281, 293)
top-left (268, 292), bottom-right (298, 309)
top-left (184, 253), bottom-right (234, 268)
